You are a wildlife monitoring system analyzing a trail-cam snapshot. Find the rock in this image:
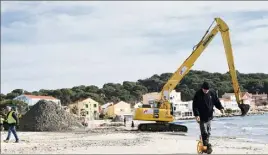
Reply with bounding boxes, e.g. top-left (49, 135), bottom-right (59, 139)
top-left (19, 100), bottom-right (83, 131)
